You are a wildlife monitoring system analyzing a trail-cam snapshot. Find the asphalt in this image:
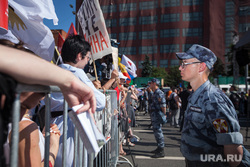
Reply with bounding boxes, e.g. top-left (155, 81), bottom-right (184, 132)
top-left (117, 111), bottom-right (250, 167)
